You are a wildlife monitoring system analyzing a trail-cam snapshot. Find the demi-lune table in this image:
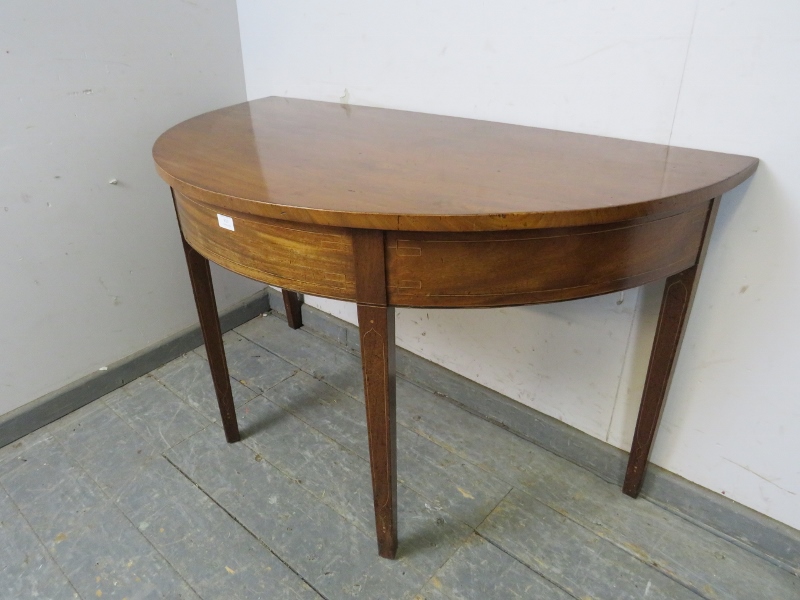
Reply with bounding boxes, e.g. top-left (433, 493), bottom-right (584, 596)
top-left (153, 97), bottom-right (758, 559)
